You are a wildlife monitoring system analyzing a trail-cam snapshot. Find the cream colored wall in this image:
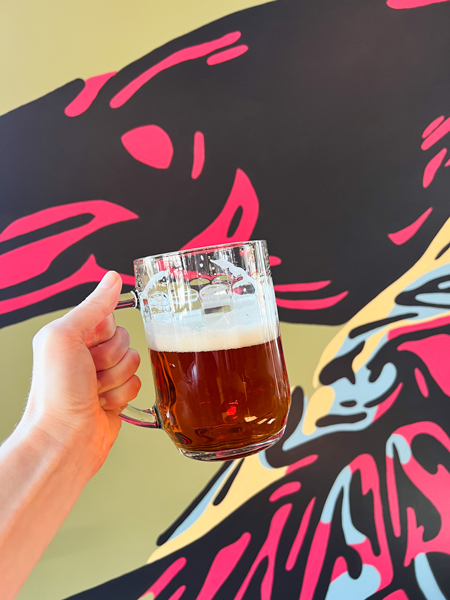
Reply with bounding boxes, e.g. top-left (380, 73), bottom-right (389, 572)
top-left (0, 1), bottom-right (277, 598)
